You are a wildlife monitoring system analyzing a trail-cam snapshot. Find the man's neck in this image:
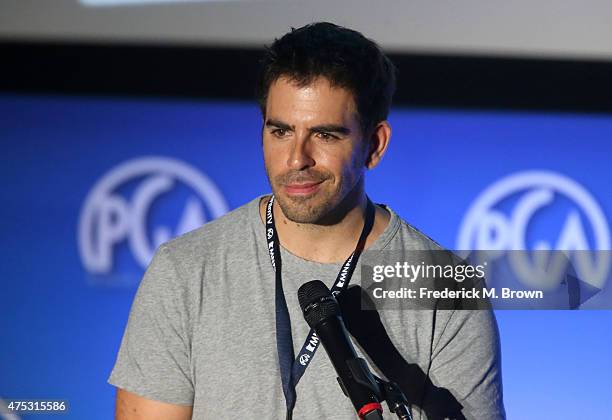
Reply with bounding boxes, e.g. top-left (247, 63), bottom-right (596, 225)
top-left (259, 194), bottom-right (390, 264)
